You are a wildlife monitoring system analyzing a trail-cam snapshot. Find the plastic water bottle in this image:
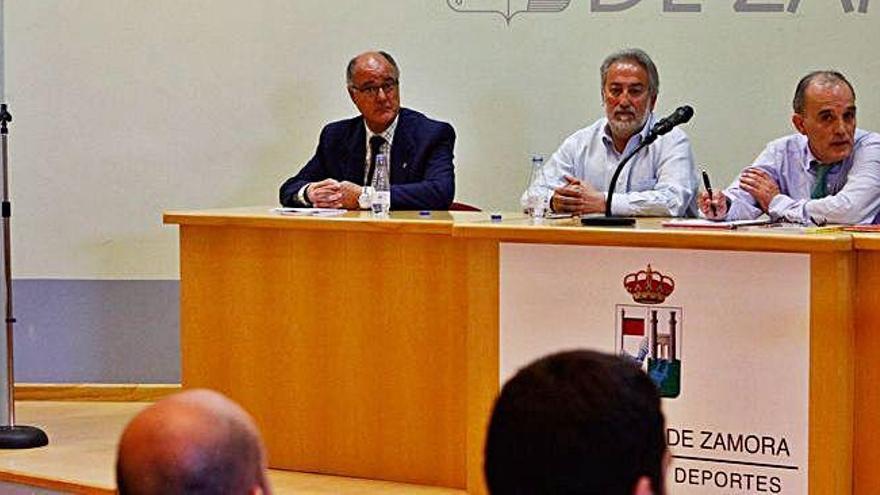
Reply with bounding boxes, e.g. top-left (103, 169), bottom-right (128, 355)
top-left (525, 154), bottom-right (548, 221)
top-left (371, 153), bottom-right (391, 217)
